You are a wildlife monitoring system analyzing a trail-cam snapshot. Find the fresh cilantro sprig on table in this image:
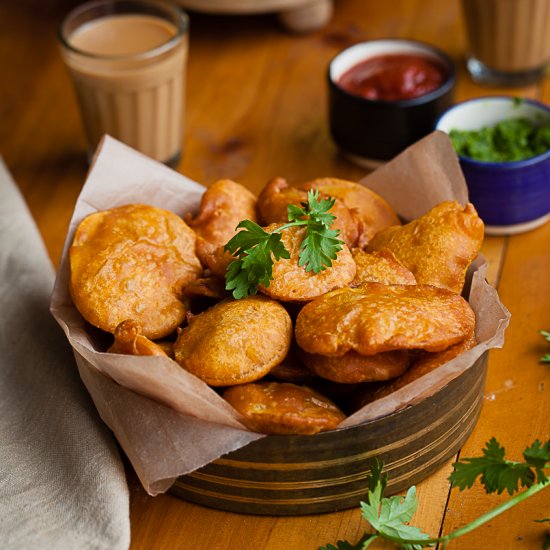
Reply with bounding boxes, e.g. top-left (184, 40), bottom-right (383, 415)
top-left (224, 190), bottom-right (343, 299)
top-left (320, 439), bottom-right (550, 550)
top-left (540, 330), bottom-right (550, 363)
